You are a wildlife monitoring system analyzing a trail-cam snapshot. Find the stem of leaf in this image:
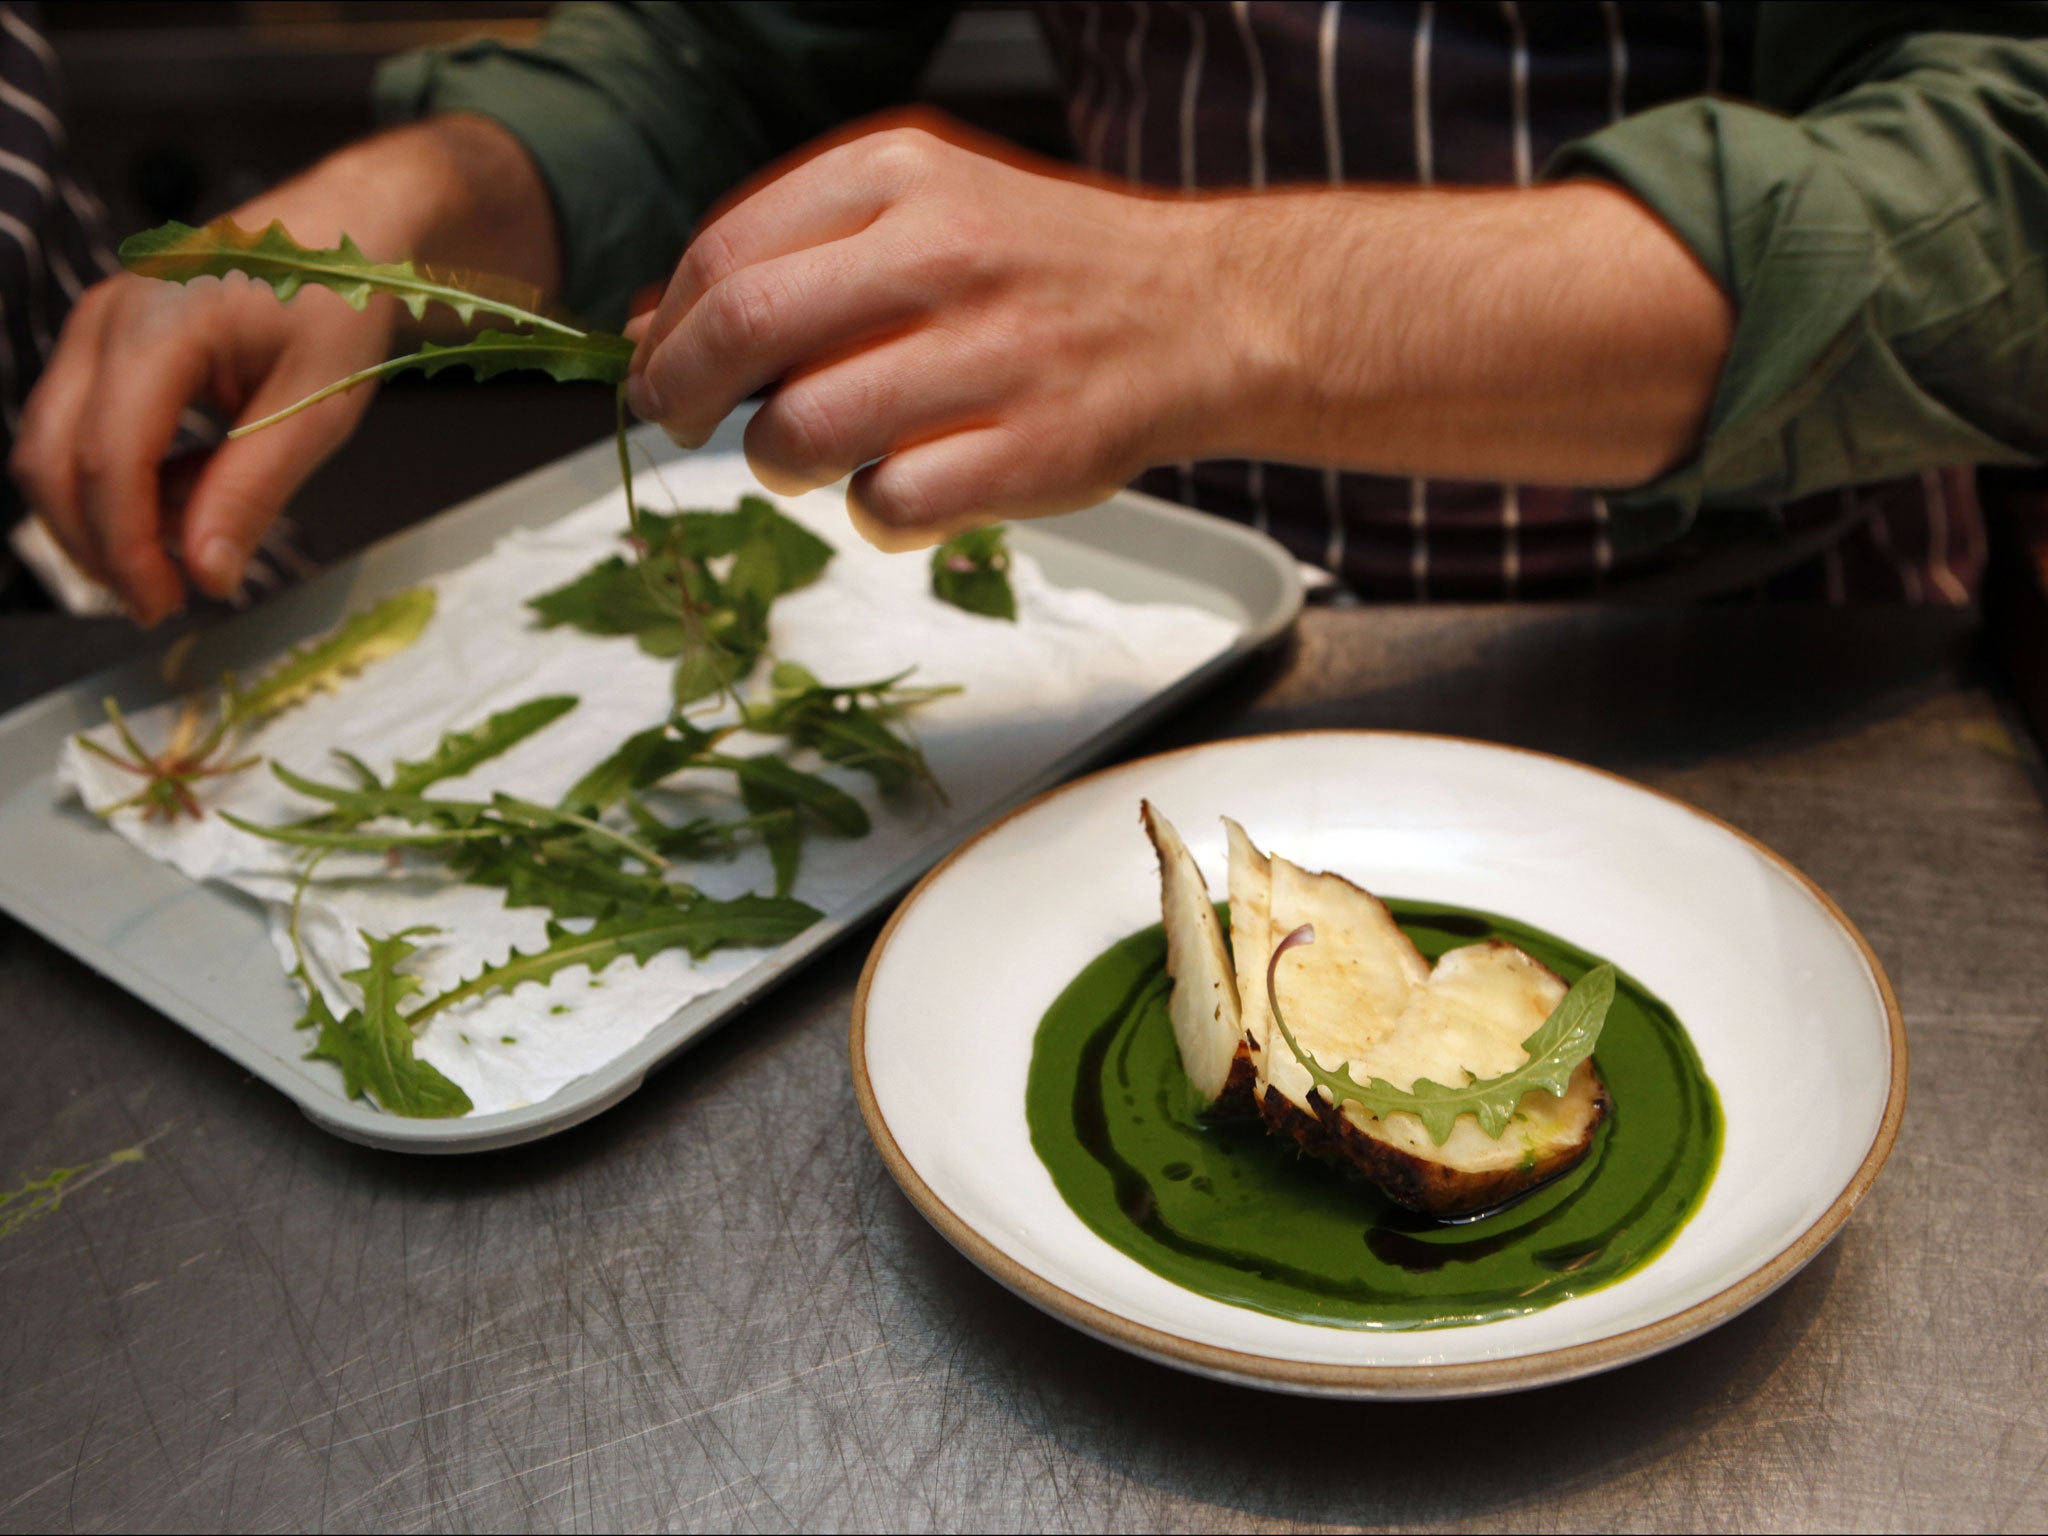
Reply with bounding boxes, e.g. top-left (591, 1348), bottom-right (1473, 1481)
top-left (229, 355), bottom-right (418, 438)
top-left (616, 385), bottom-right (639, 540)
top-left (492, 795), bottom-right (669, 870)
